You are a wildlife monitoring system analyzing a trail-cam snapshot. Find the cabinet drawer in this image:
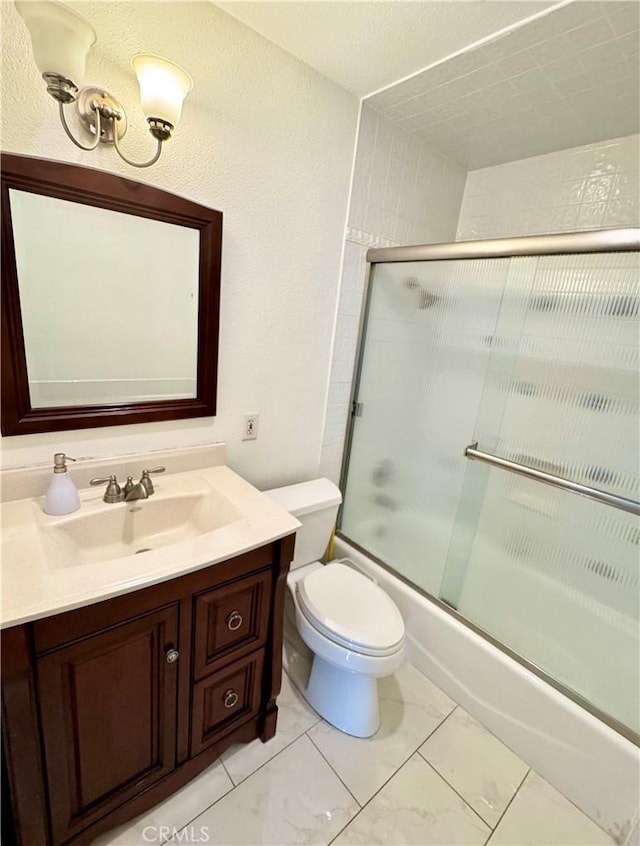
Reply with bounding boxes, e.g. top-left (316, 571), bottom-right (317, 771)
top-left (191, 651), bottom-right (264, 756)
top-left (193, 569), bottom-right (272, 680)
